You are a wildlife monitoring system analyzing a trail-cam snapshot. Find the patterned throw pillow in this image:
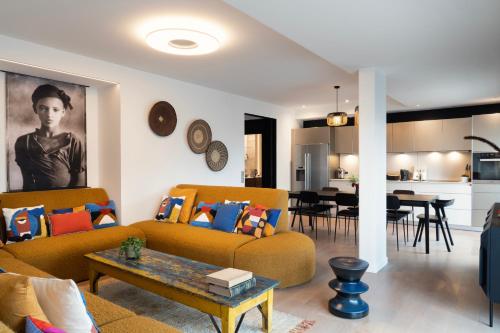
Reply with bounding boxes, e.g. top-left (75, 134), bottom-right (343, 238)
top-left (237, 206), bottom-right (282, 238)
top-left (190, 202), bottom-right (219, 229)
top-left (85, 200), bottom-right (118, 229)
top-left (2, 206), bottom-right (48, 243)
top-left (155, 196), bottom-right (185, 223)
top-left (25, 316), bottom-right (65, 333)
top-left (236, 206), bottom-right (268, 238)
top-left (52, 205), bottom-right (86, 214)
top-left (254, 204), bottom-right (282, 237)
